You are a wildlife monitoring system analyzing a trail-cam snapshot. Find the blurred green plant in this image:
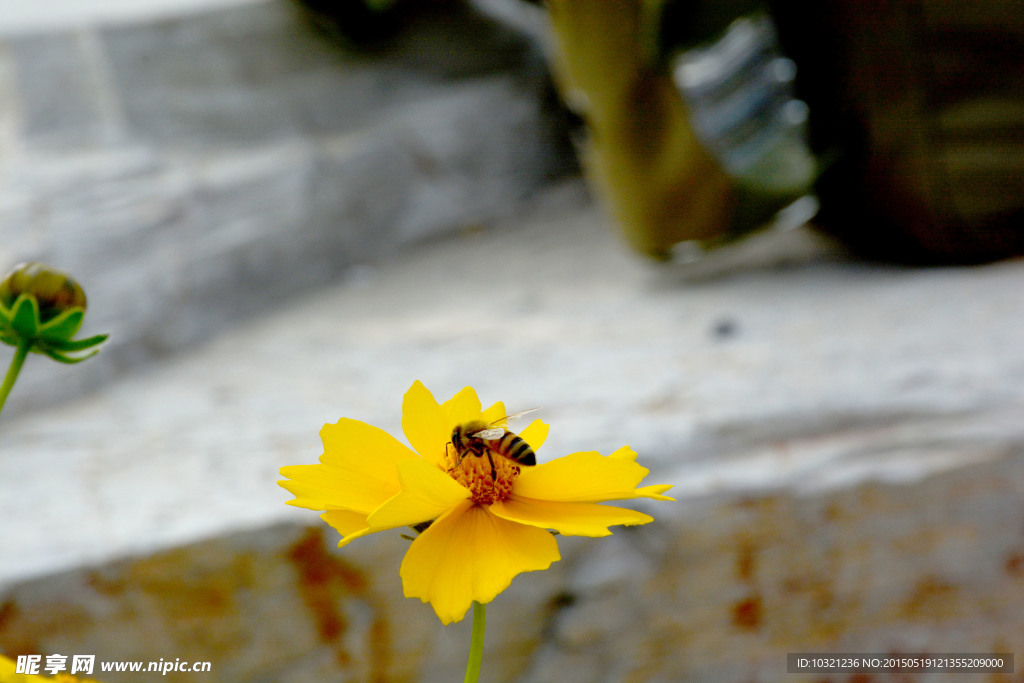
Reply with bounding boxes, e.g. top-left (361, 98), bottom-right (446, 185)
top-left (0, 262), bottom-right (108, 417)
